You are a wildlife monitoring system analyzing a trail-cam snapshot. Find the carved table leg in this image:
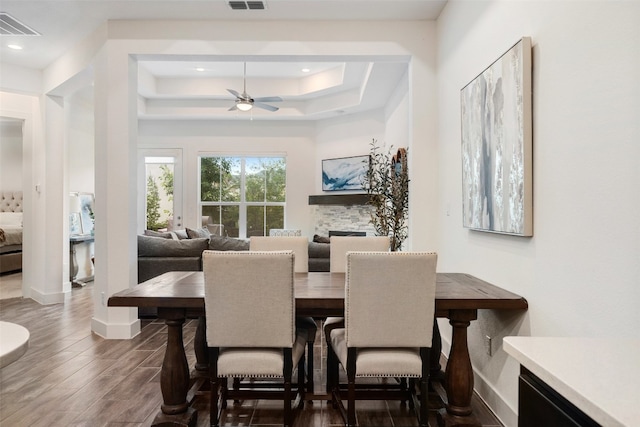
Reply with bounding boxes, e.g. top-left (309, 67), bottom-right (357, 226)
top-left (430, 319), bottom-right (444, 380)
top-left (152, 307), bottom-right (197, 427)
top-left (437, 309), bottom-right (480, 427)
top-left (194, 316), bottom-right (209, 373)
